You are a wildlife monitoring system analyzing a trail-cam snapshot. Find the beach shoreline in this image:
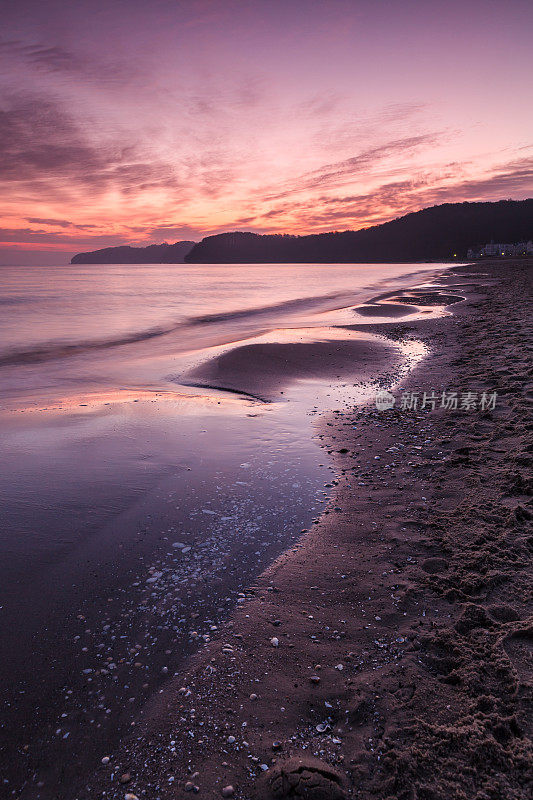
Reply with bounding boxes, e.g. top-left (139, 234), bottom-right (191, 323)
top-left (0, 263), bottom-right (446, 800)
top-left (84, 259), bottom-right (532, 799)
